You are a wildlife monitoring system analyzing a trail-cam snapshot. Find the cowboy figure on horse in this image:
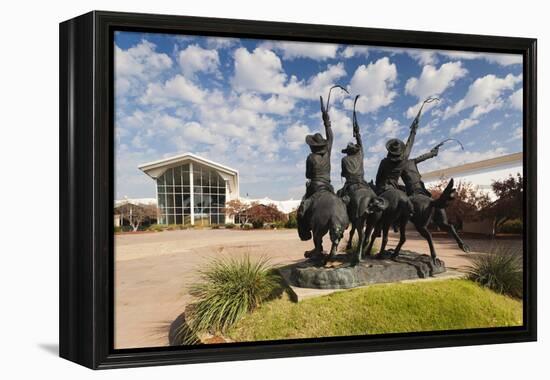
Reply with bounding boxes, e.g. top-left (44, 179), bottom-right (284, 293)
top-left (297, 97), bottom-right (335, 241)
